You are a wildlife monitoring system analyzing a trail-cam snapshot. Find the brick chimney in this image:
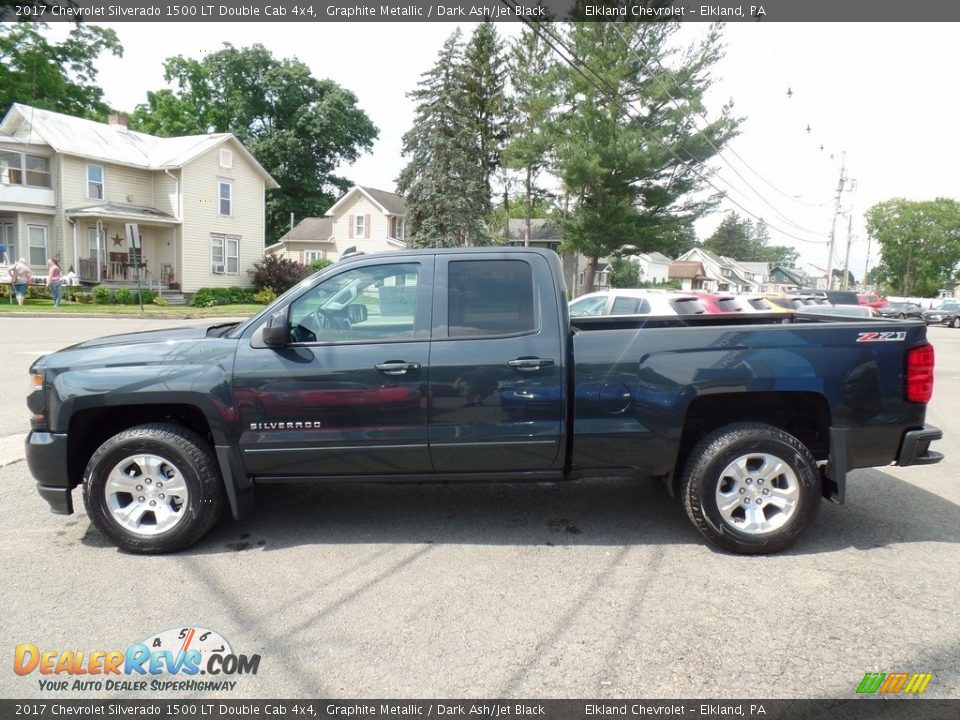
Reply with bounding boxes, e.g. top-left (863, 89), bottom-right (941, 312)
top-left (107, 113), bottom-right (129, 128)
